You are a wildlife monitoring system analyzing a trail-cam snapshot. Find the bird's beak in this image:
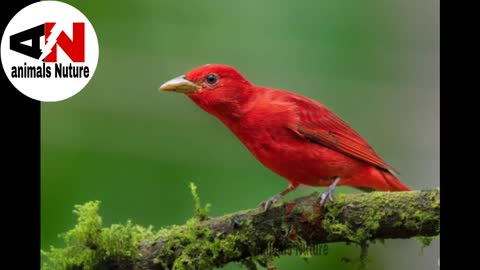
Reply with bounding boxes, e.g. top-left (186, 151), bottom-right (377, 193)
top-left (159, 75), bottom-right (200, 94)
